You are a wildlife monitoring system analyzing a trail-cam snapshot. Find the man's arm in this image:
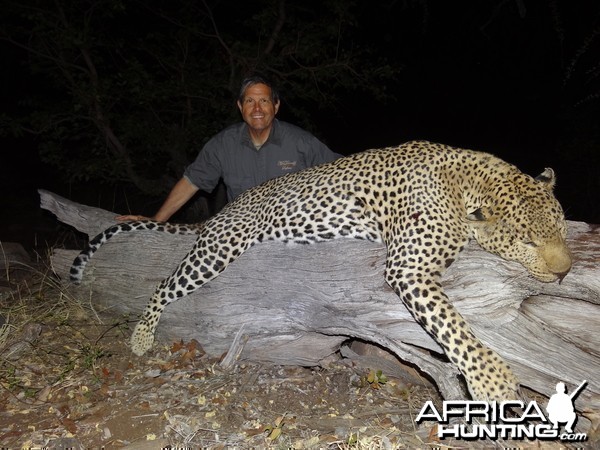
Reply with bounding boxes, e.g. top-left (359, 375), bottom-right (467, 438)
top-left (116, 177), bottom-right (199, 222)
top-left (305, 134), bottom-right (342, 165)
